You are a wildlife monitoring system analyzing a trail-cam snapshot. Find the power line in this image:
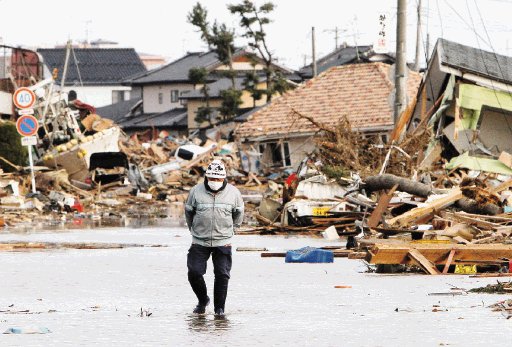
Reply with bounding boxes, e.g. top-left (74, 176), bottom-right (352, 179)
top-left (435, 0), bottom-right (444, 38)
top-left (443, 0), bottom-right (491, 48)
